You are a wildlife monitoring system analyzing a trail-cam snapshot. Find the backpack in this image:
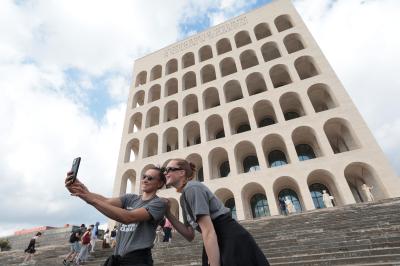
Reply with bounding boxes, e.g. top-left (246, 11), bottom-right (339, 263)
top-left (82, 231), bottom-right (91, 245)
top-left (69, 231), bottom-right (78, 243)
